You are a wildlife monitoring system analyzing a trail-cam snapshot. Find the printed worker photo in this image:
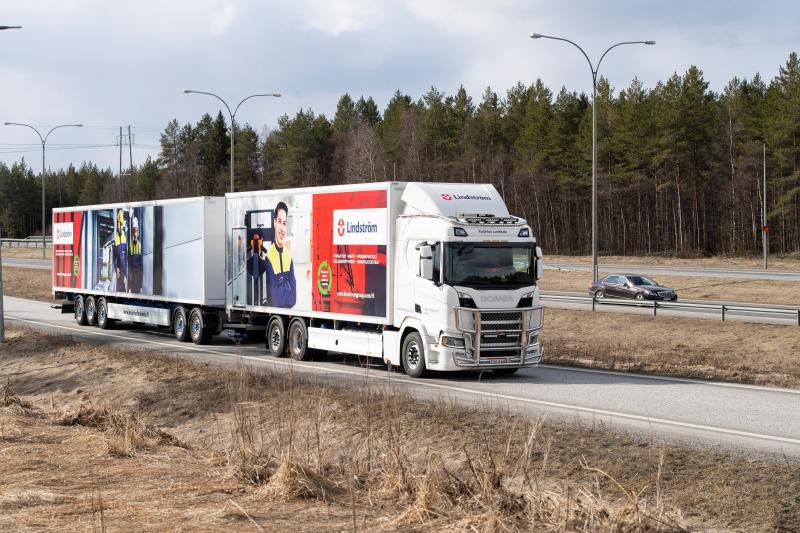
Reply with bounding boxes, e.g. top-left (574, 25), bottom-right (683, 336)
top-left (263, 201), bottom-right (296, 308)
